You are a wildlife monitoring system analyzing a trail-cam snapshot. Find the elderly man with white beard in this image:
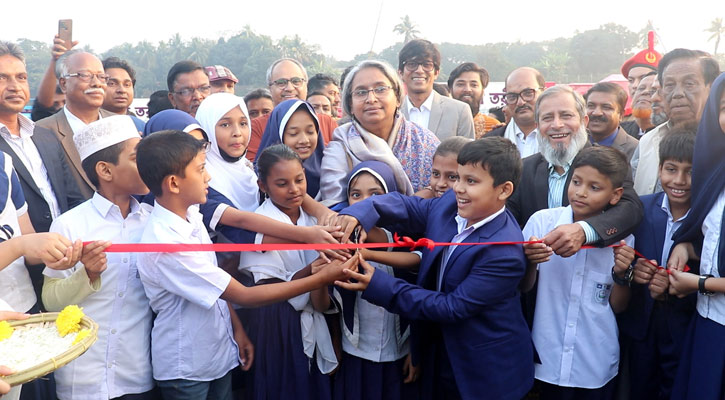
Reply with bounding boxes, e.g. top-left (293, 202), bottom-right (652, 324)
top-left (34, 50), bottom-right (115, 199)
top-left (507, 85), bottom-right (643, 256)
